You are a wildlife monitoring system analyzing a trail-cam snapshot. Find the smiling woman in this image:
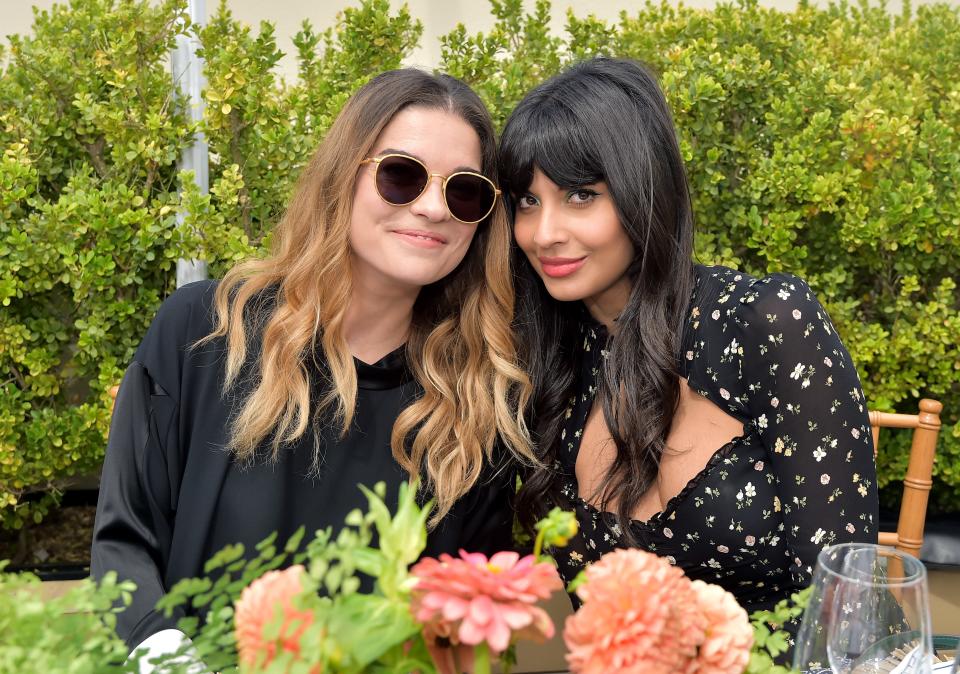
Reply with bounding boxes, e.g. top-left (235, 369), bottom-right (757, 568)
top-left (501, 57), bottom-right (879, 659)
top-left (90, 69), bottom-right (534, 671)
top-left (349, 109), bottom-right (490, 293)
